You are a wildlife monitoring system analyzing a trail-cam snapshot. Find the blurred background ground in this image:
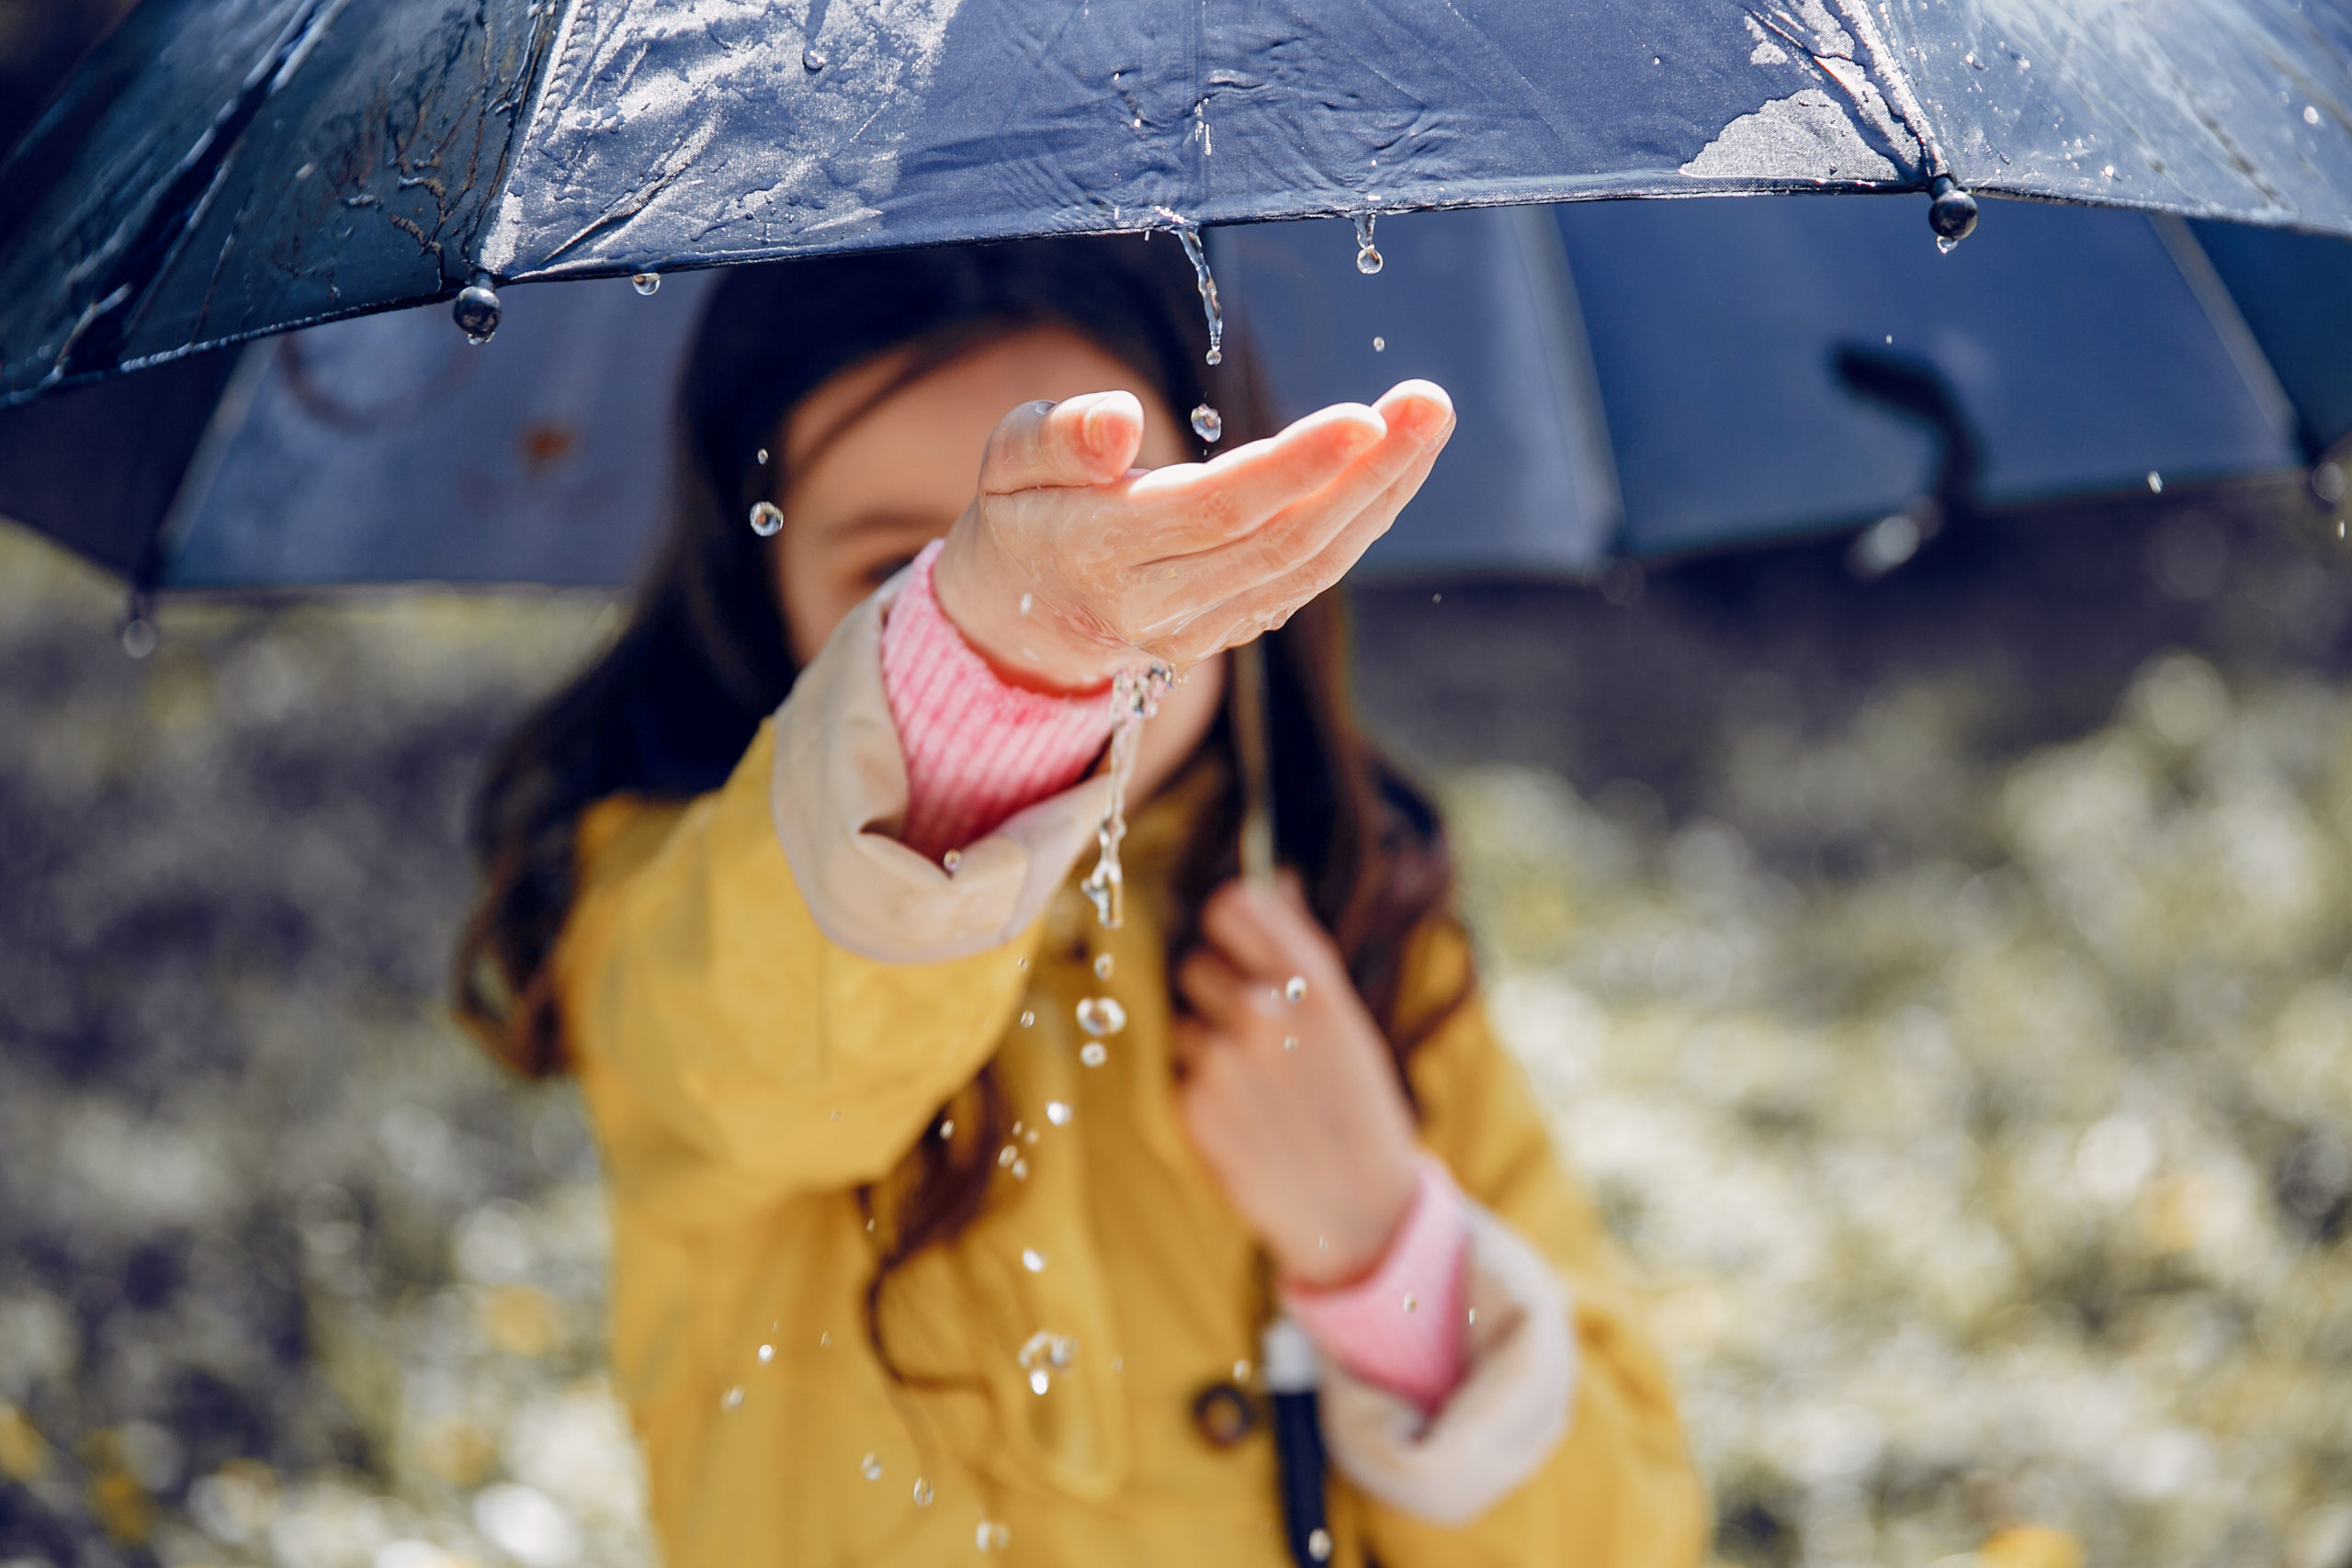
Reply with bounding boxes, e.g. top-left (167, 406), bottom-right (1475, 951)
top-left (3, 478), bottom-right (2351, 1568)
